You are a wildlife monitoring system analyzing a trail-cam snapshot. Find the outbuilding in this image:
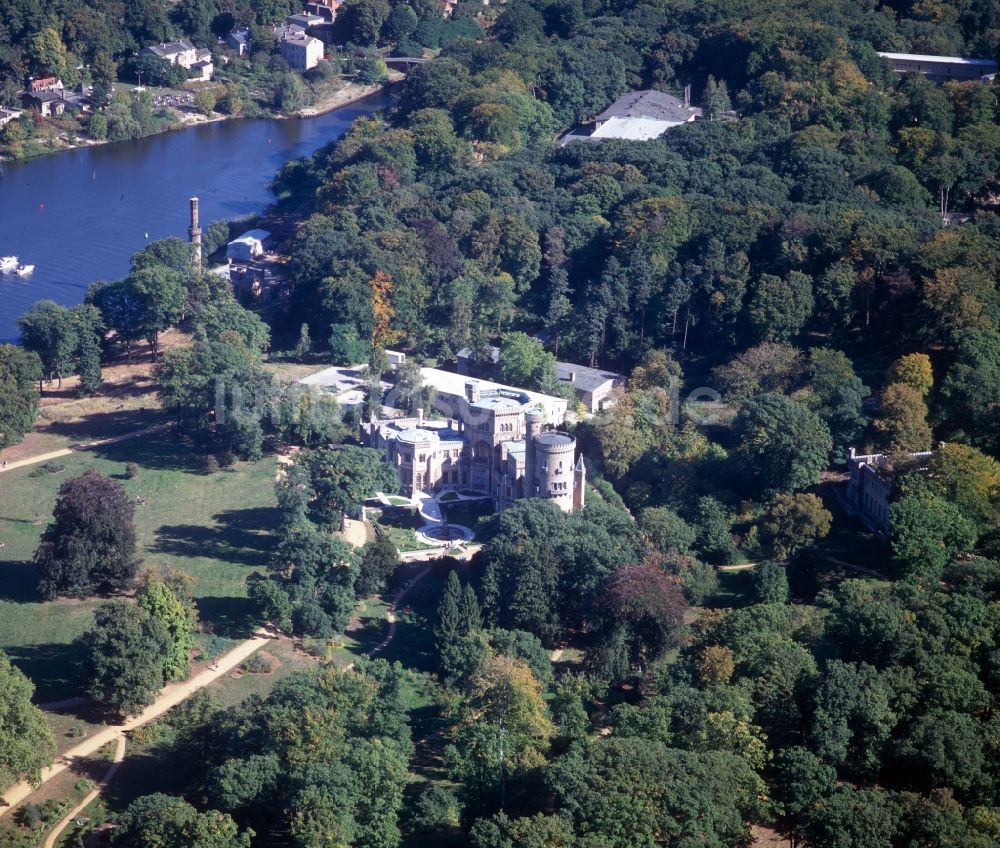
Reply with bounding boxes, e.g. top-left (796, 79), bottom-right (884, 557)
top-left (226, 229), bottom-right (272, 261)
